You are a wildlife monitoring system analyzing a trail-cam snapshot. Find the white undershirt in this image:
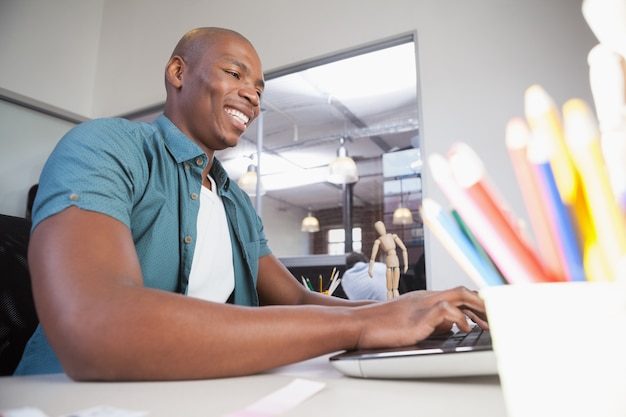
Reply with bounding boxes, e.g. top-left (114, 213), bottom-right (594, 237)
top-left (187, 176), bottom-right (235, 303)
